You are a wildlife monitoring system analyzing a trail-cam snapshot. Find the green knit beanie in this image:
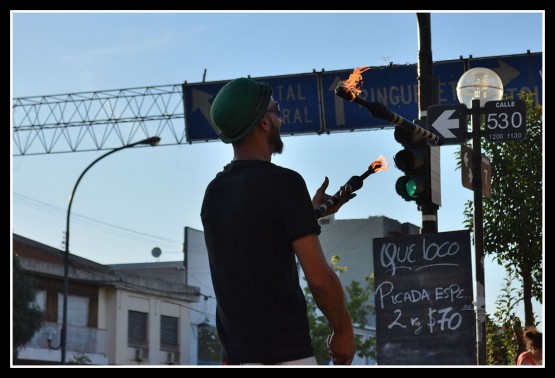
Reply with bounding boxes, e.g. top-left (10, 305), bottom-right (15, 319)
top-left (210, 77), bottom-right (272, 143)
